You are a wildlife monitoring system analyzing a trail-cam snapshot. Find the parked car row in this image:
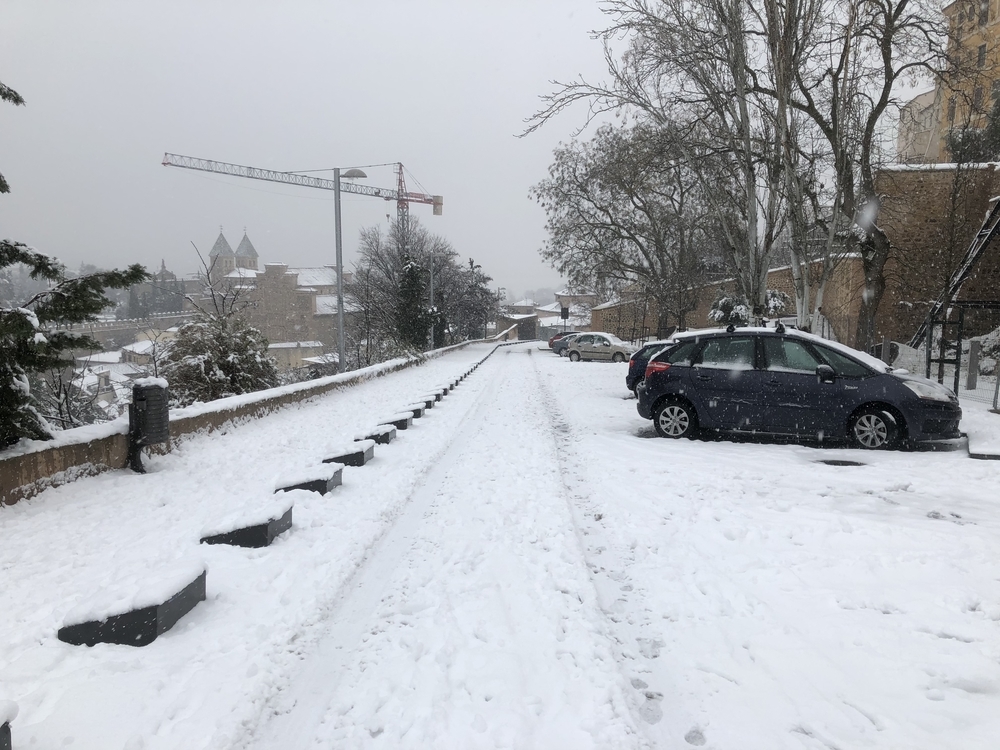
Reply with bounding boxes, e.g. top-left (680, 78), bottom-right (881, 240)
top-left (631, 326), bottom-right (961, 450)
